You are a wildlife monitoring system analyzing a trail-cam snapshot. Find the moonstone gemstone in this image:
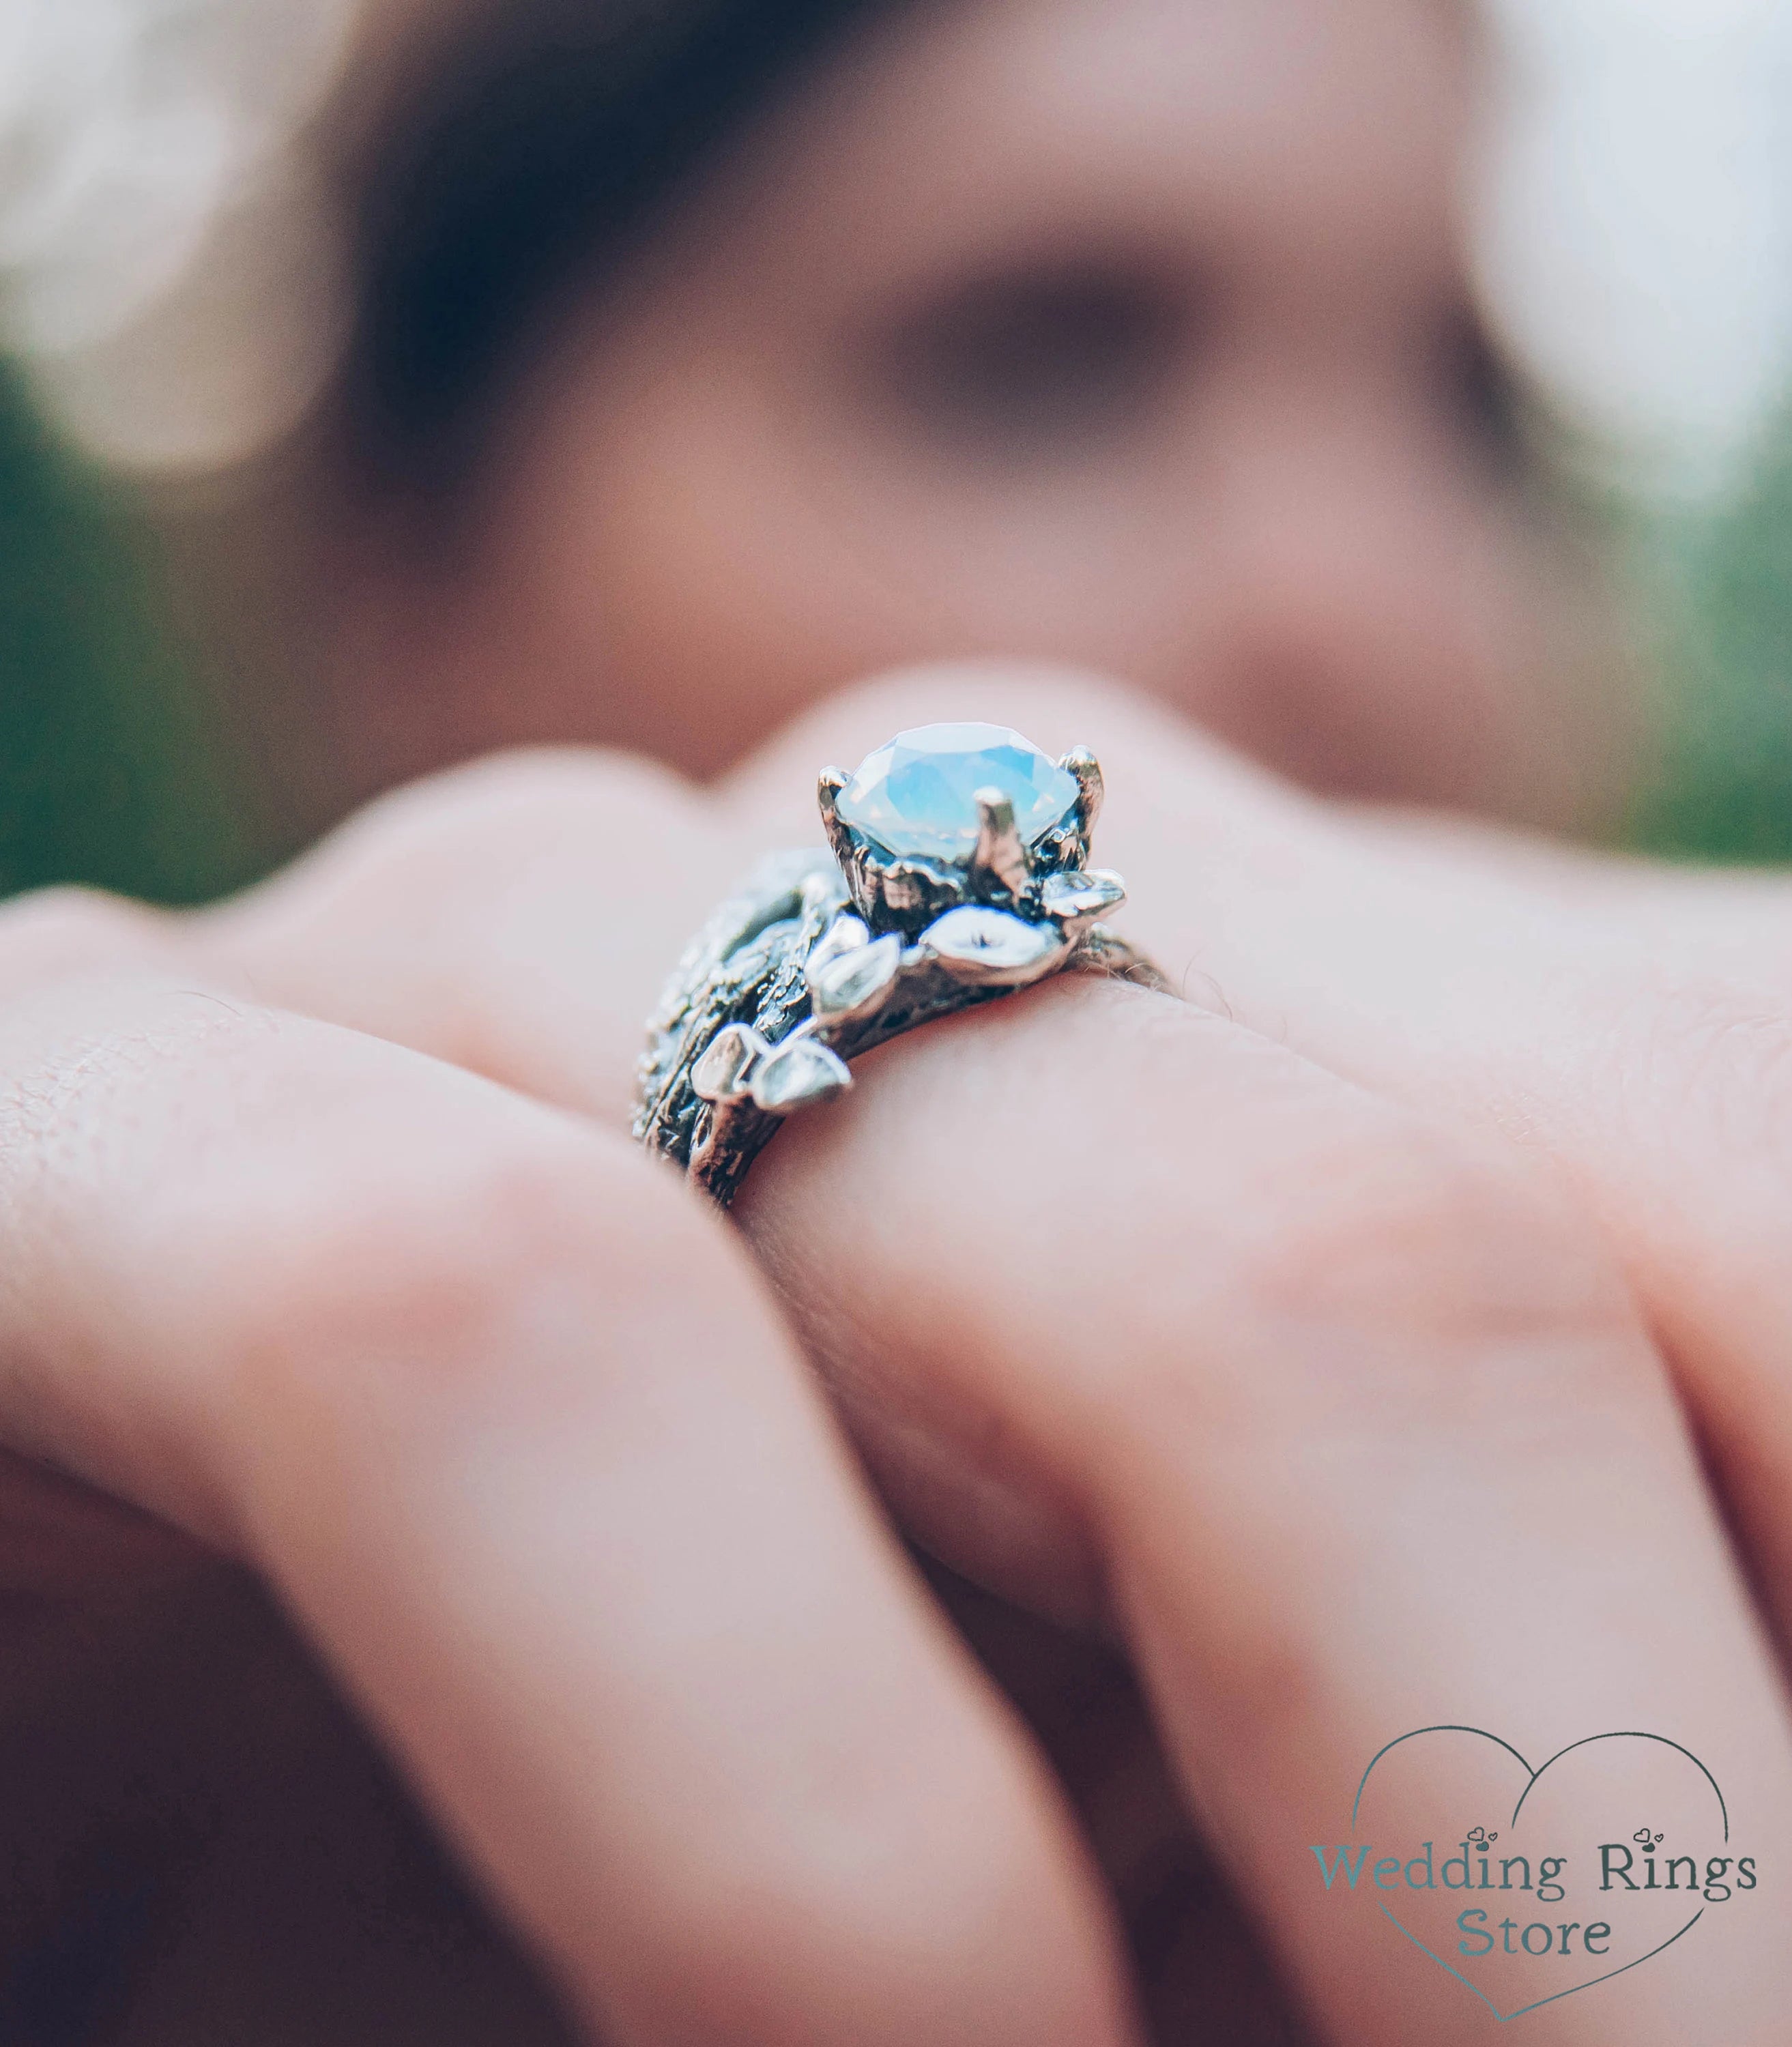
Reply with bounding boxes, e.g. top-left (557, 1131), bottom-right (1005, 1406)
top-left (835, 723), bottom-right (1080, 862)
